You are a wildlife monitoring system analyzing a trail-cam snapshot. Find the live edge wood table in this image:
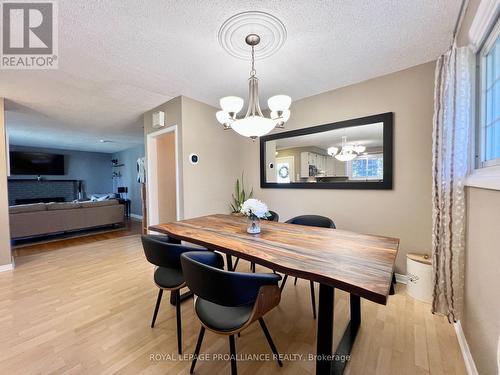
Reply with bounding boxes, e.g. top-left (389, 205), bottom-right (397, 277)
top-left (150, 214), bottom-right (399, 375)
